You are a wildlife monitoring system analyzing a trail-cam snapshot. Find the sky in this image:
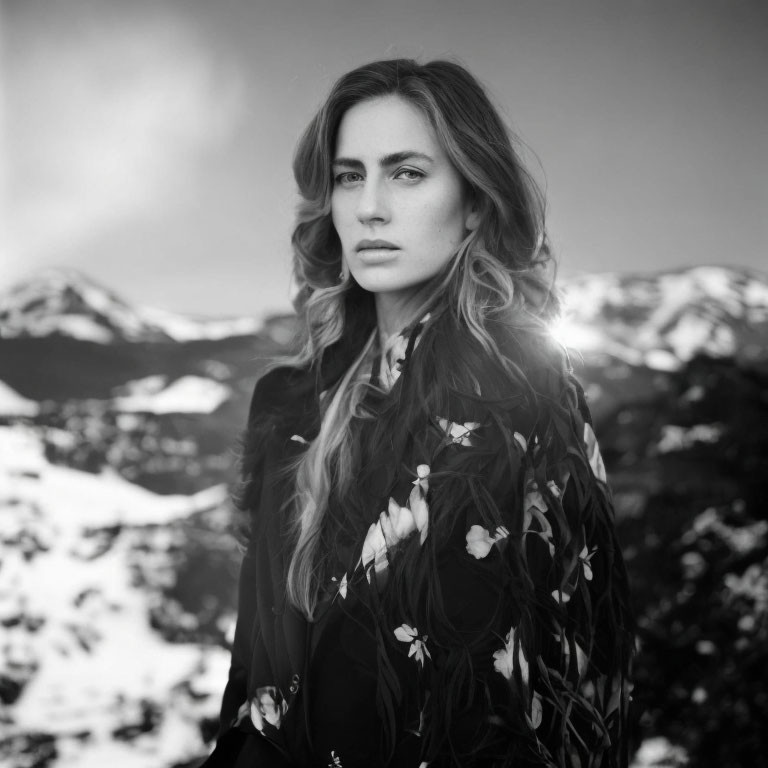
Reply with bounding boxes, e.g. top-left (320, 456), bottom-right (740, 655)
top-left (2, 0), bottom-right (766, 319)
